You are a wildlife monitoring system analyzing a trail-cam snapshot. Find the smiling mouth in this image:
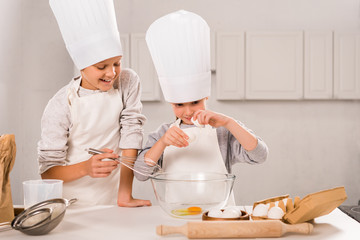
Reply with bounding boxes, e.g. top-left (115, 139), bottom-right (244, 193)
top-left (100, 79), bottom-right (112, 83)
